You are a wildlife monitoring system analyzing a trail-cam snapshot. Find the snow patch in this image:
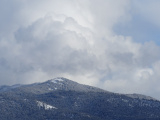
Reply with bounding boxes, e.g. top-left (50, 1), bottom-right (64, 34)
top-left (51, 78), bottom-right (64, 84)
top-left (36, 101), bottom-right (57, 110)
top-left (122, 99), bottom-right (128, 103)
top-left (48, 88), bottom-right (53, 91)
